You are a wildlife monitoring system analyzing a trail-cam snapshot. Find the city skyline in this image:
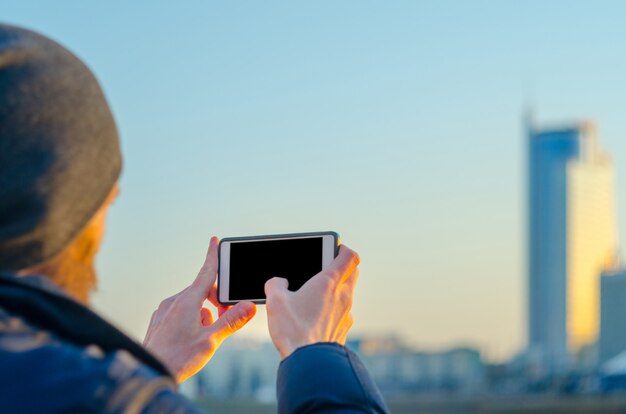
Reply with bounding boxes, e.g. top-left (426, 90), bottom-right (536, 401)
top-left (5, 1), bottom-right (626, 363)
